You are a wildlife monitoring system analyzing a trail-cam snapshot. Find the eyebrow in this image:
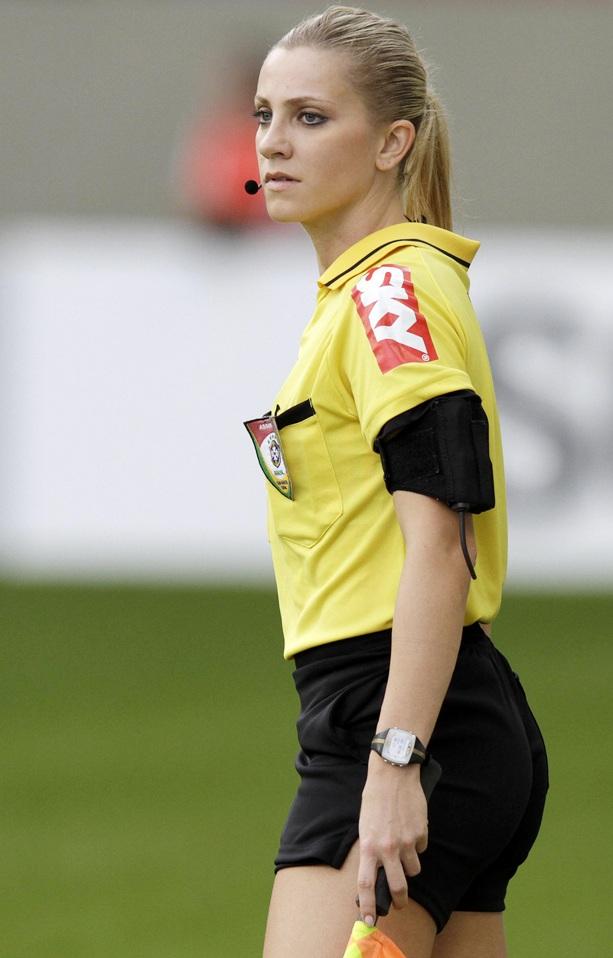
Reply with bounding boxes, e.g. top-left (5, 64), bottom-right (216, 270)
top-left (253, 95), bottom-right (334, 108)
